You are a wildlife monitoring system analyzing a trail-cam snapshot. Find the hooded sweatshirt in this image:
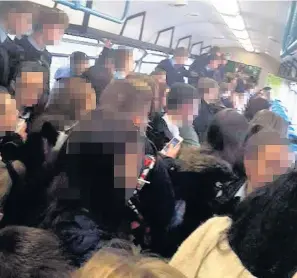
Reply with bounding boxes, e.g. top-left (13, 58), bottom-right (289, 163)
top-left (170, 216), bottom-right (255, 278)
